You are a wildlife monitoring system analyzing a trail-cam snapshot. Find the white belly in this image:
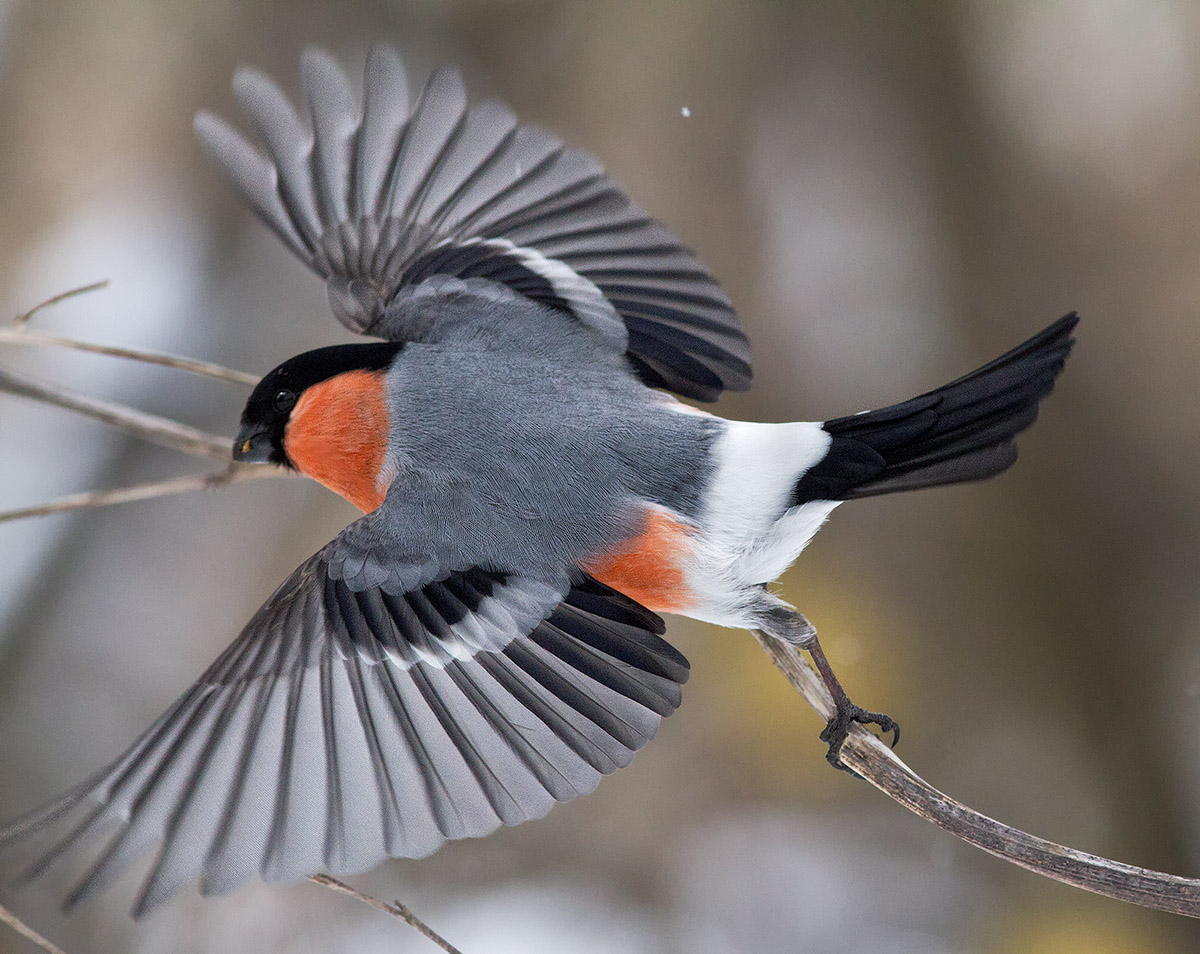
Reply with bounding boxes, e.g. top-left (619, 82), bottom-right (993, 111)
top-left (681, 419), bottom-right (840, 628)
